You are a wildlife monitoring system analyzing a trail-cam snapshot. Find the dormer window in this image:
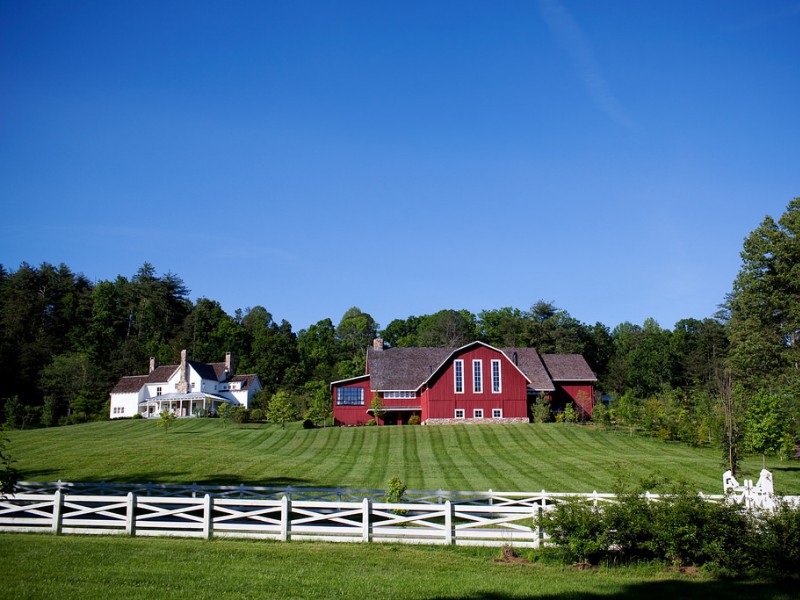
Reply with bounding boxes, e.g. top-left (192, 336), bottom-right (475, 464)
top-left (156, 386), bottom-right (162, 396)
